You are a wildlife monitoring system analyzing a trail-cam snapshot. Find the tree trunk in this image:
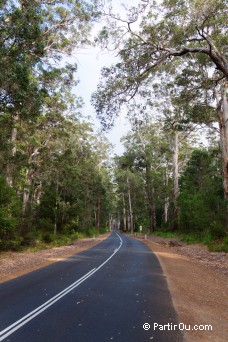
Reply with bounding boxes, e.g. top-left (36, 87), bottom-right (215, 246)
top-left (216, 83), bottom-right (228, 228)
top-left (96, 194), bottom-right (100, 231)
top-left (164, 167), bottom-right (169, 223)
top-left (173, 130), bottom-right (179, 230)
top-left (117, 211), bottom-right (121, 230)
top-left (127, 213), bottom-right (131, 232)
top-left (22, 185), bottom-right (31, 217)
top-left (6, 115), bottom-right (19, 186)
top-left (145, 164), bottom-right (156, 233)
top-left (33, 181), bottom-right (42, 206)
top-left (22, 147), bottom-right (40, 218)
top-left (127, 177), bottom-right (133, 233)
top-left (122, 194), bottom-right (127, 232)
top-left (109, 213), bottom-right (113, 231)
top-left (54, 176), bottom-right (59, 235)
top-left (221, 83), bottom-right (228, 200)
top-left (22, 169), bottom-right (35, 217)
top-left (152, 187), bottom-right (156, 229)
top-left (21, 169), bottom-right (35, 235)
top-left (164, 198), bottom-right (169, 223)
